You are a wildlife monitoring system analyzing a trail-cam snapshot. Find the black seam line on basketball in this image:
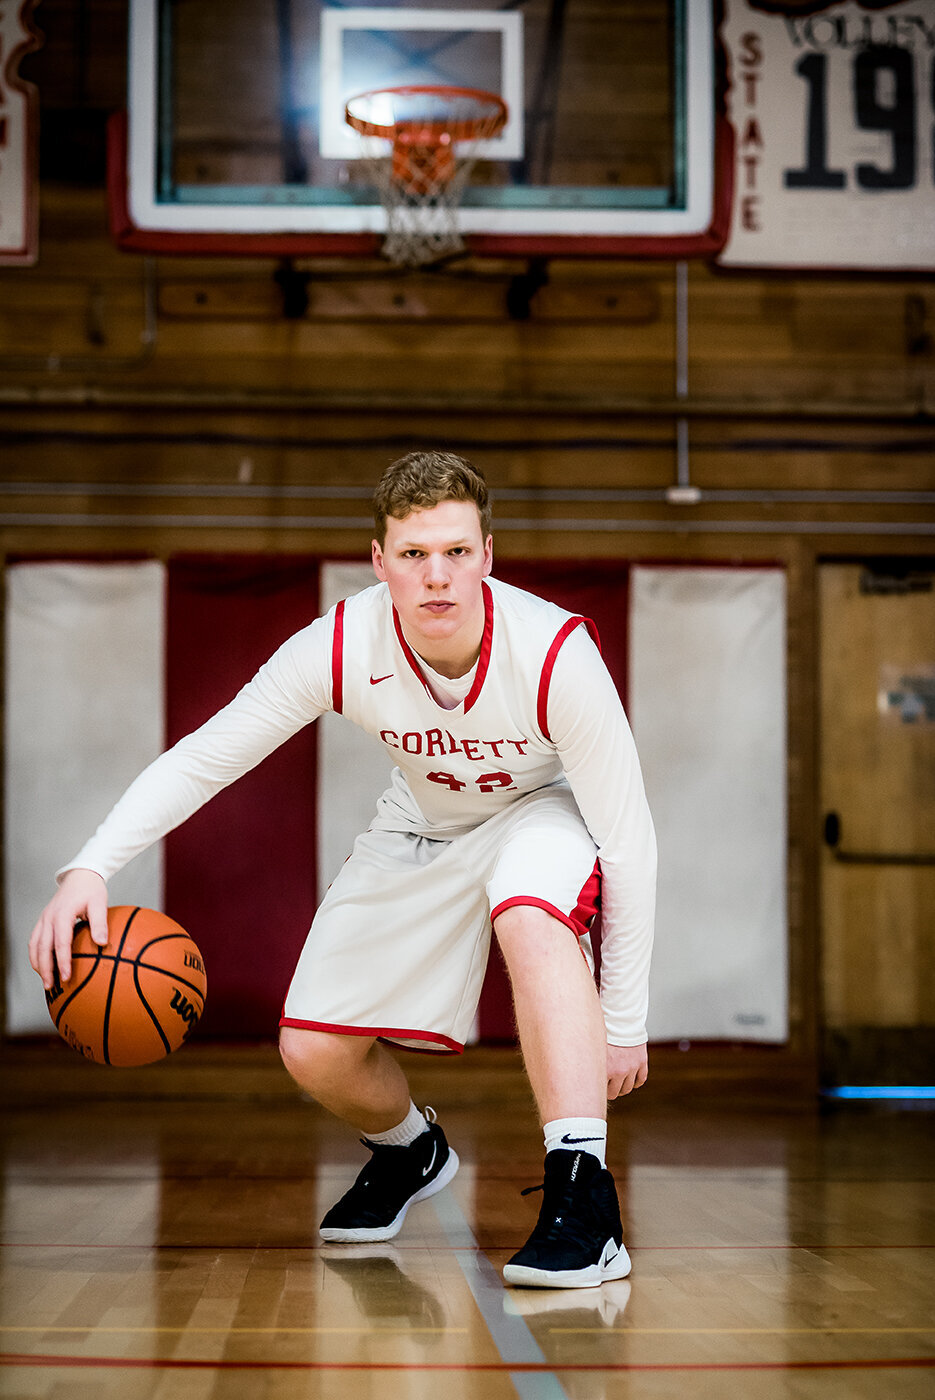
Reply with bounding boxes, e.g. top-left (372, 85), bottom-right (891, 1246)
top-left (133, 964), bottom-right (205, 1001)
top-left (131, 962), bottom-right (174, 1055)
top-left (50, 950), bottom-right (103, 1030)
top-left (133, 934), bottom-right (188, 956)
top-left (103, 908), bottom-right (140, 1067)
top-left (132, 933), bottom-right (206, 1000)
